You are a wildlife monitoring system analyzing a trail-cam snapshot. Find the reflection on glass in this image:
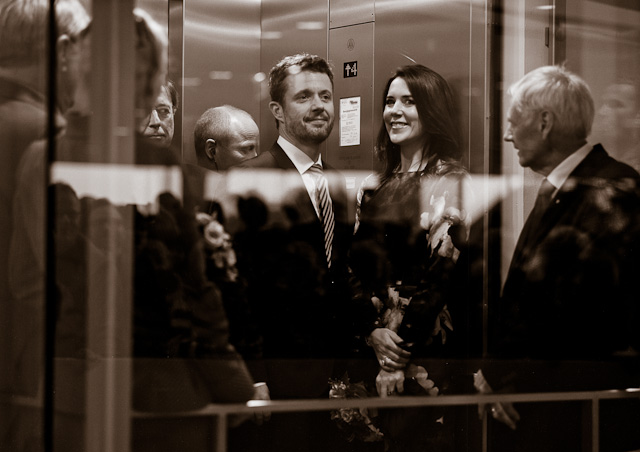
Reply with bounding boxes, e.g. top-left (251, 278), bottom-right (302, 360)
top-left (1, 1), bottom-right (91, 451)
top-left (593, 82), bottom-right (640, 172)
